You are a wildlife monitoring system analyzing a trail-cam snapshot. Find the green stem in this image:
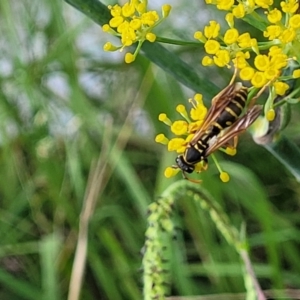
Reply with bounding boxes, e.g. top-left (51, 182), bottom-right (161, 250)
top-left (155, 36), bottom-right (201, 46)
